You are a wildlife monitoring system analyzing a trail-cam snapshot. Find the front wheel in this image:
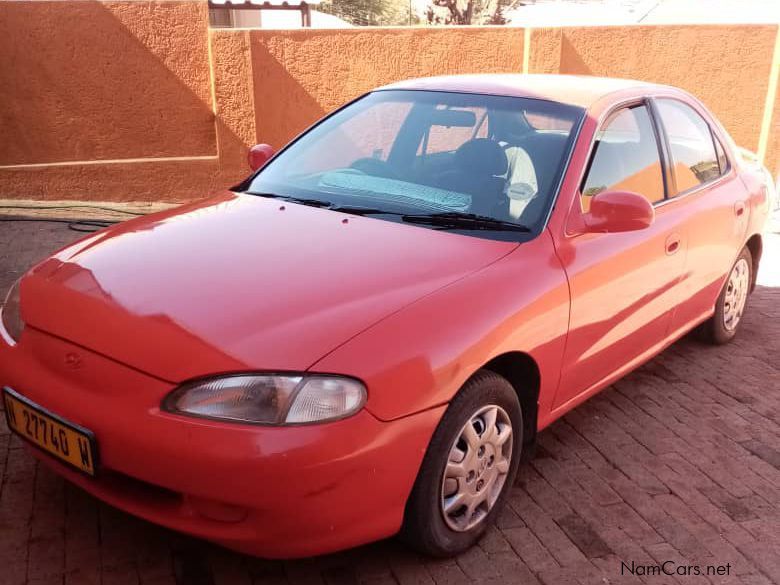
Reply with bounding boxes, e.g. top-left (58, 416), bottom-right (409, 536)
top-left (698, 246), bottom-right (753, 344)
top-left (400, 370), bottom-right (522, 557)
